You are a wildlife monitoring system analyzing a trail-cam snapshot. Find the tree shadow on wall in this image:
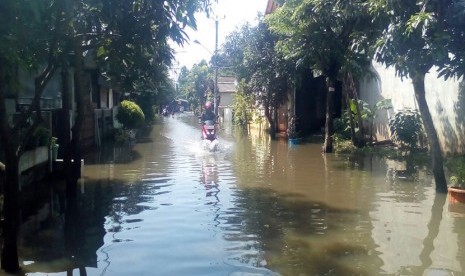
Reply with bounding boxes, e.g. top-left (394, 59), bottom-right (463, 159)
top-left (435, 99), bottom-right (459, 155)
top-left (453, 80), bottom-right (465, 153)
top-left (364, 66), bottom-right (392, 142)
